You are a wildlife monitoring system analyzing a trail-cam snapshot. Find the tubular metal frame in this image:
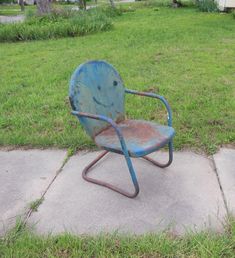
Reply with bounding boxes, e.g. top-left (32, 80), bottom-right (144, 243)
top-left (71, 89), bottom-right (173, 198)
